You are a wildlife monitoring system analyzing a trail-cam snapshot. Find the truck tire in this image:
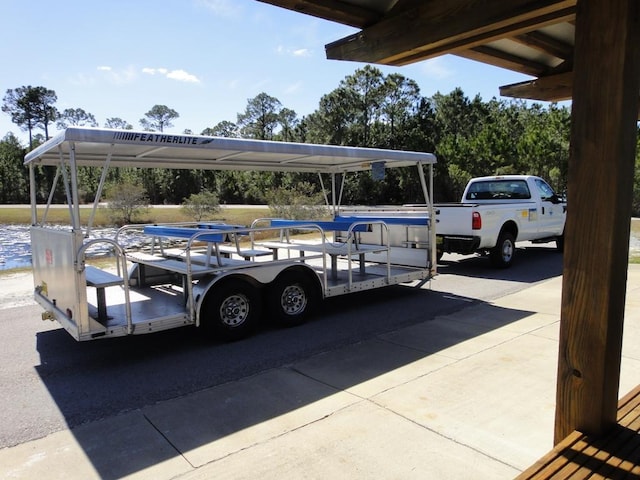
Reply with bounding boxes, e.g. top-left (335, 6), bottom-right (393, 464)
top-left (556, 232), bottom-right (565, 252)
top-left (201, 278), bottom-right (262, 341)
top-left (267, 270), bottom-right (318, 327)
top-left (490, 232), bottom-right (515, 268)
